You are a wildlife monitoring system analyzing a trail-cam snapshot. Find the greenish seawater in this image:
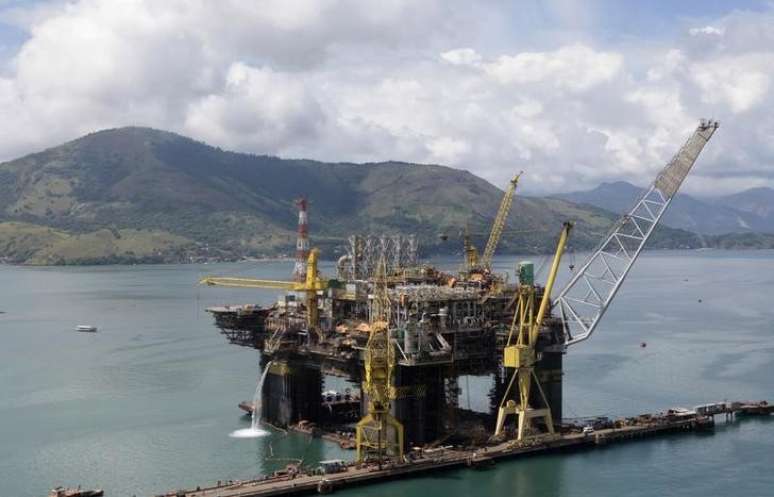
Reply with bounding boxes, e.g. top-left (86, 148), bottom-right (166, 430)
top-left (1, 250), bottom-right (773, 497)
